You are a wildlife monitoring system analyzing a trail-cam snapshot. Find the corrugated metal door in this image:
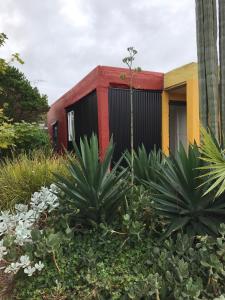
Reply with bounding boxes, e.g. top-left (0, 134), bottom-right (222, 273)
top-left (66, 90), bottom-right (98, 150)
top-left (109, 88), bottom-right (162, 162)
